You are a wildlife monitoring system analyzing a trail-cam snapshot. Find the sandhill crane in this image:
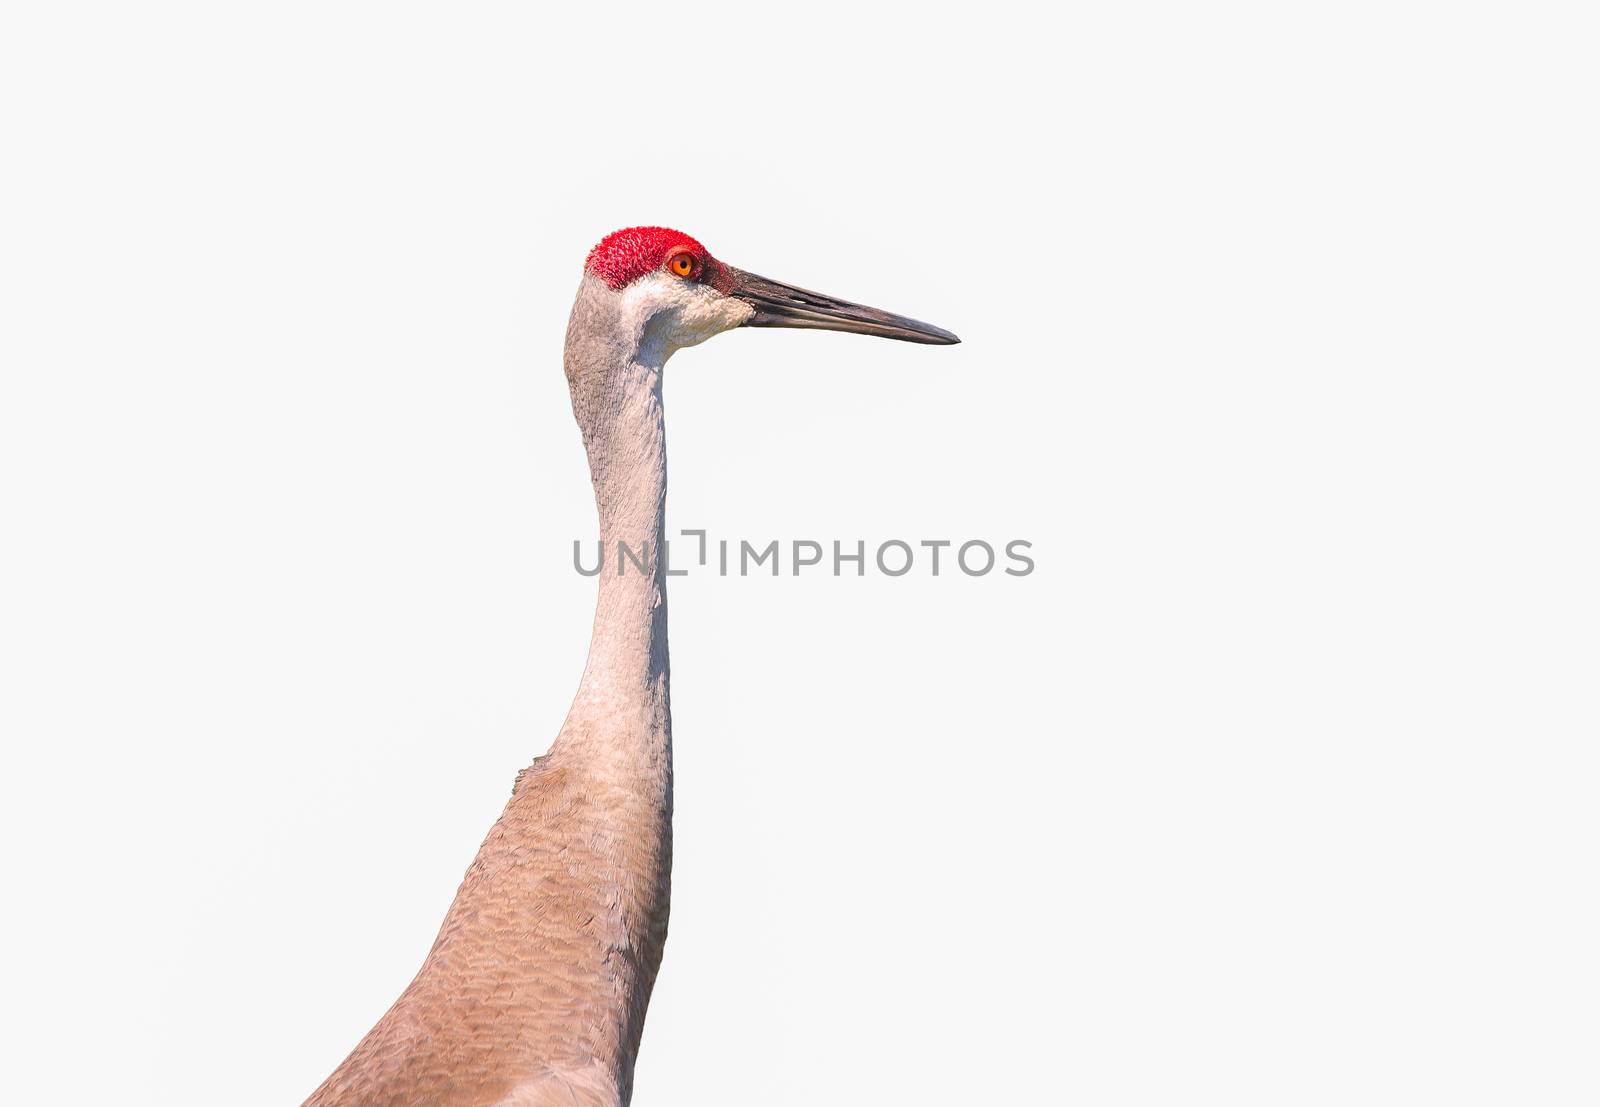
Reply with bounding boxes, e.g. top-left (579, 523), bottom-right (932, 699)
top-left (302, 227), bottom-right (958, 1107)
